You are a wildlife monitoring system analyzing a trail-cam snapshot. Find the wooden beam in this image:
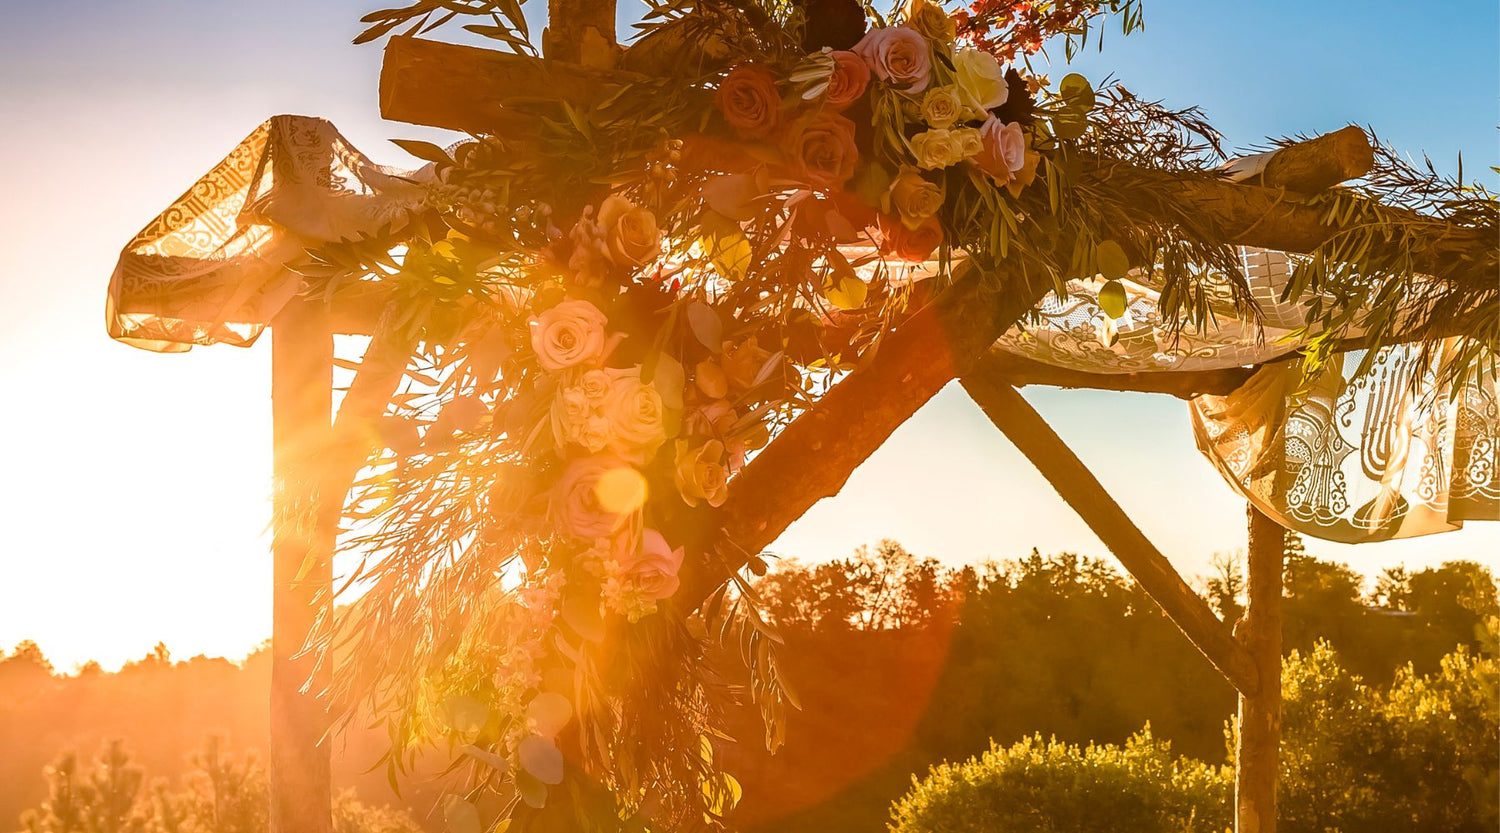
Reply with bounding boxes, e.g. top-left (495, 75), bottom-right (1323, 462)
top-left (1242, 125), bottom-right (1375, 193)
top-left (982, 350), bottom-right (1255, 398)
top-left (379, 37), bottom-right (649, 135)
top-left (677, 266), bottom-right (1054, 609)
top-left (1236, 506), bottom-right (1285, 833)
top-left (269, 299), bottom-right (335, 833)
top-left (957, 374), bottom-right (1261, 696)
